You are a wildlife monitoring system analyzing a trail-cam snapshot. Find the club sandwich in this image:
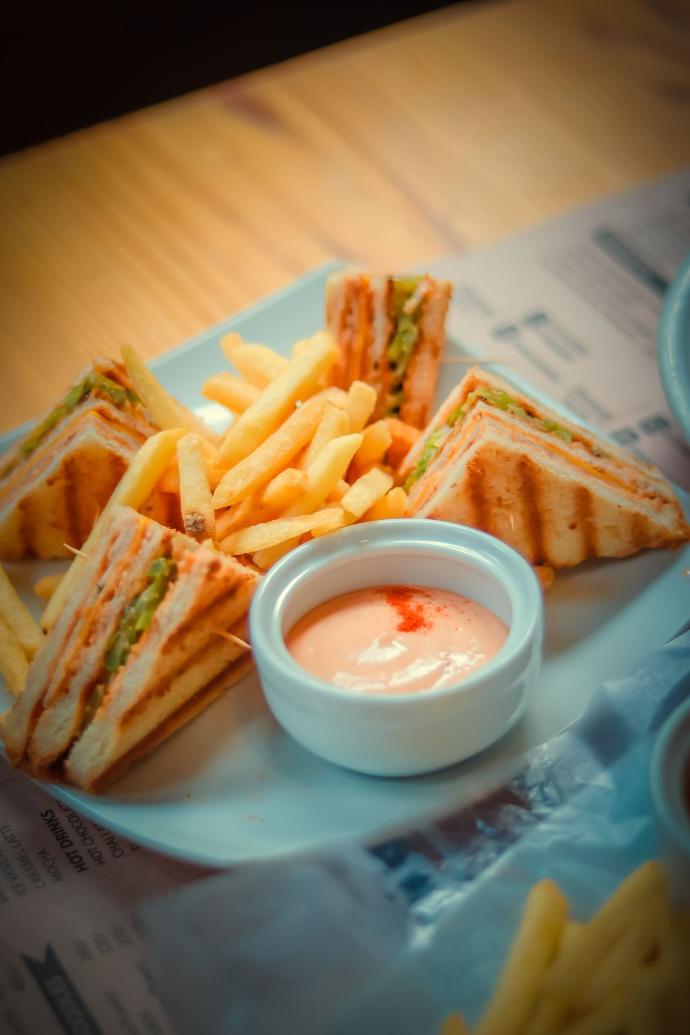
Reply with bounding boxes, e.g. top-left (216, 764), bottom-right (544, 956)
top-left (401, 367), bottom-right (689, 568)
top-left (2, 504), bottom-right (259, 790)
top-left (0, 360), bottom-right (170, 559)
top-left (325, 271), bottom-right (452, 428)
